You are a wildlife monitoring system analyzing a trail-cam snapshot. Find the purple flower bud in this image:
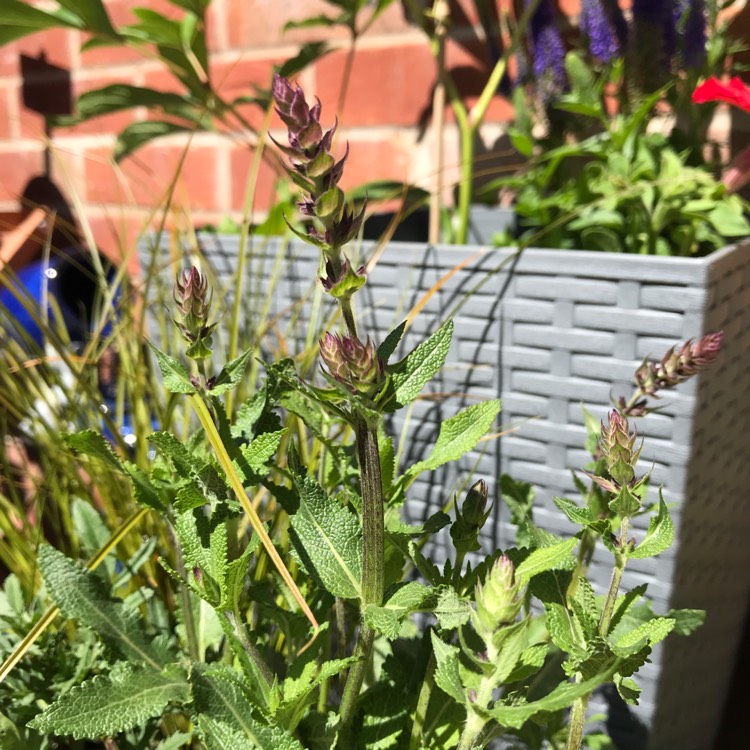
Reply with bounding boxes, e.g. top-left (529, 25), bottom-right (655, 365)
top-left (173, 267), bottom-right (216, 358)
top-left (599, 409), bottom-right (641, 488)
top-left (319, 332), bottom-right (384, 396)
